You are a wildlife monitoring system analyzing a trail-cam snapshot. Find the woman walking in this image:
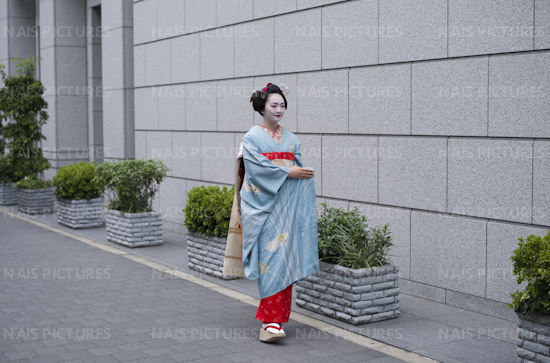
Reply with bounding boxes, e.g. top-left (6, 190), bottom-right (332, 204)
top-left (223, 82), bottom-right (319, 342)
